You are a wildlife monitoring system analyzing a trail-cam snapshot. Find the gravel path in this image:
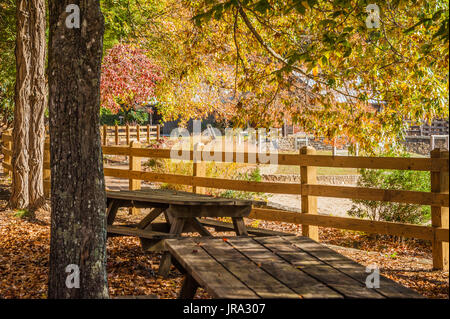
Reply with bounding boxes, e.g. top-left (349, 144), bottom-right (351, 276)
top-left (266, 194), bottom-right (354, 217)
